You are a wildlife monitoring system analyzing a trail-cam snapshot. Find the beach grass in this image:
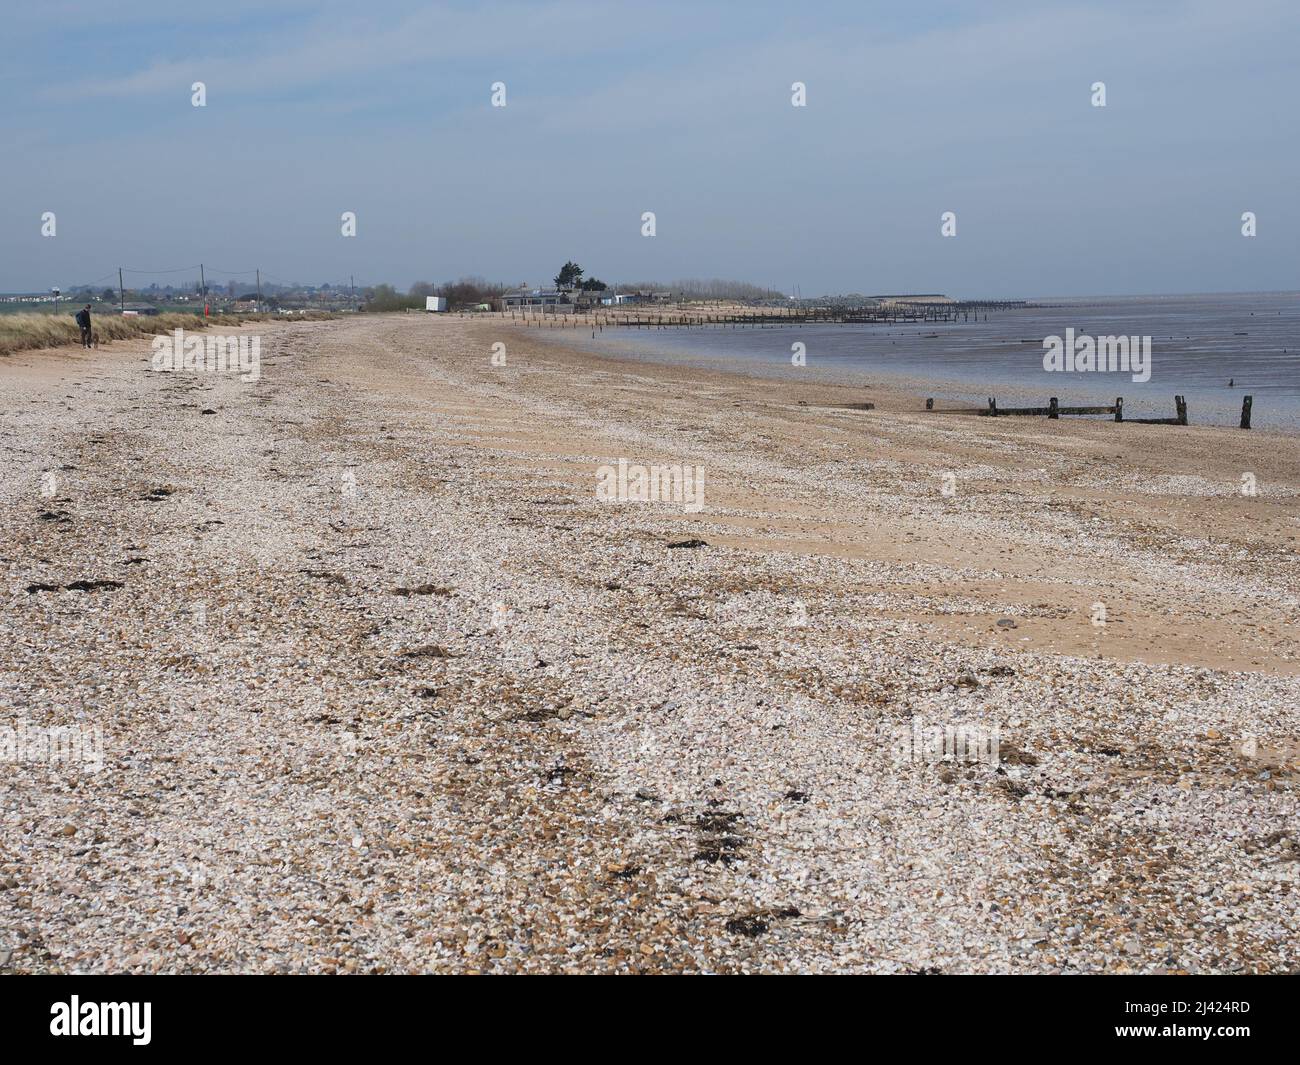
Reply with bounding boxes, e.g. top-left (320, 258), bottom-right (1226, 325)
top-left (0, 310), bottom-right (336, 358)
